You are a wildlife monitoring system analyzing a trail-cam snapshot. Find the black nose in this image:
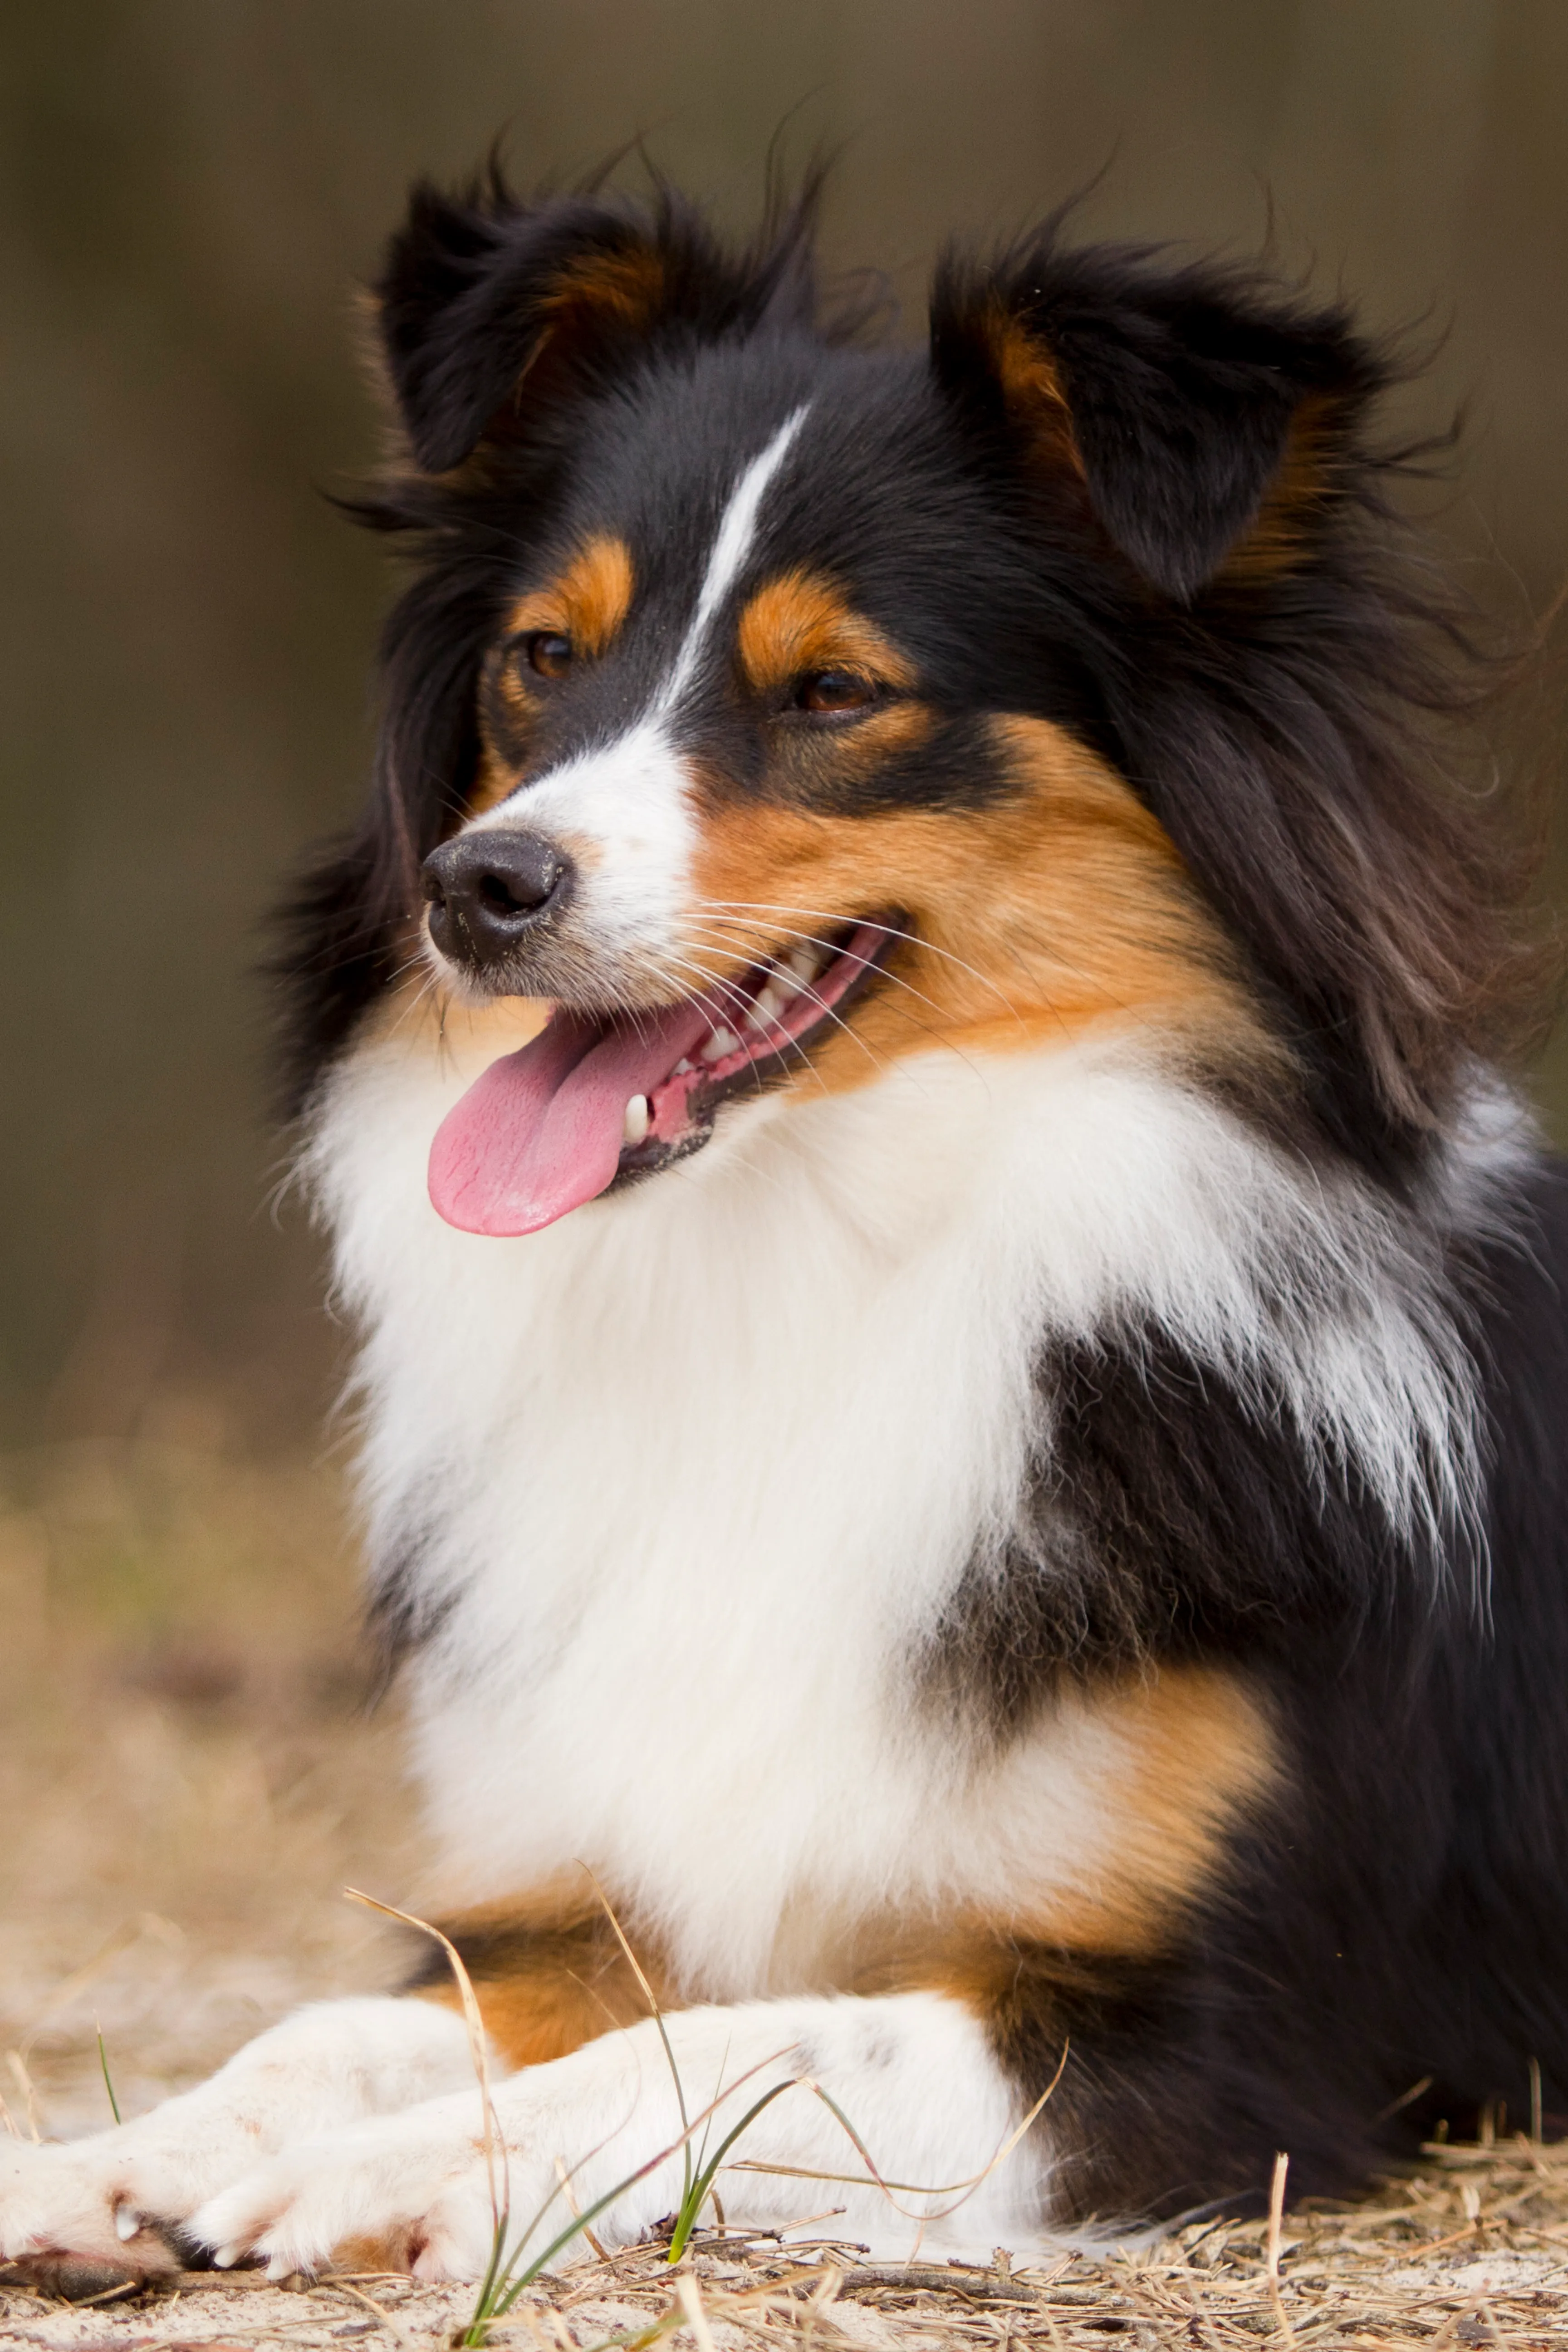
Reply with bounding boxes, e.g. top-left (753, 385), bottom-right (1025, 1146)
top-left (421, 831), bottom-right (574, 967)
